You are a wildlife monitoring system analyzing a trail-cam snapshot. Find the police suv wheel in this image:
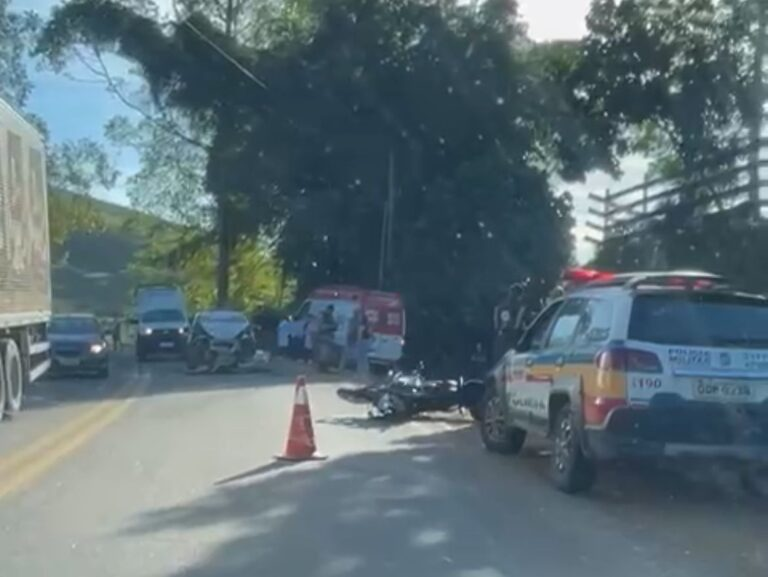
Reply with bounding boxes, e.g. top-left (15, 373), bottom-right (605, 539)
top-left (551, 405), bottom-right (596, 493)
top-left (480, 391), bottom-right (526, 454)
